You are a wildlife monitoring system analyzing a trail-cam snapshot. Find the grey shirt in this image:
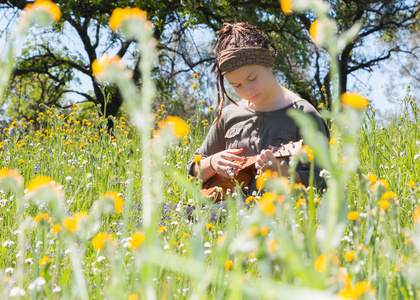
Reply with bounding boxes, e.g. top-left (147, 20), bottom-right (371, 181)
top-left (187, 99), bottom-right (330, 192)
